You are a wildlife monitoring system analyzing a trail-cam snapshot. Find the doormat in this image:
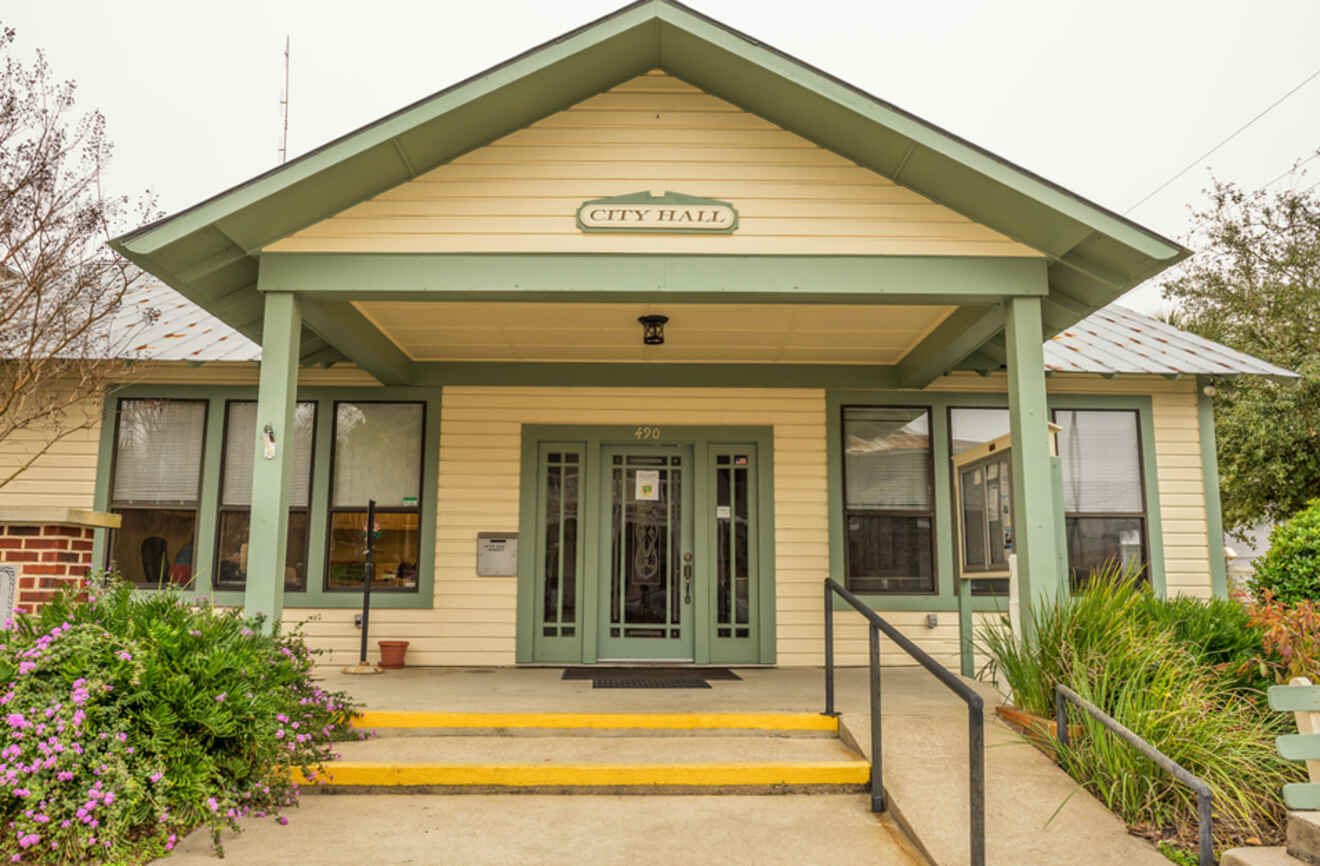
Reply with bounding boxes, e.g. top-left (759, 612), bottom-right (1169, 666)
top-left (592, 678), bottom-right (711, 689)
top-left (561, 667), bottom-right (742, 682)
